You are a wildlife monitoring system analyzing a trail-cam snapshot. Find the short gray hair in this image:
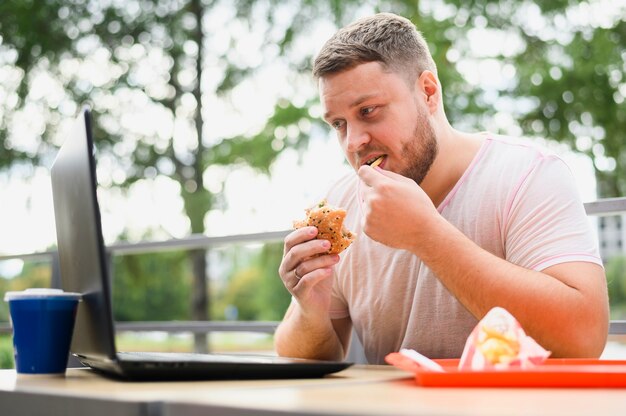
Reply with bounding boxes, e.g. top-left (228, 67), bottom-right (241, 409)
top-left (313, 13), bottom-right (437, 83)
